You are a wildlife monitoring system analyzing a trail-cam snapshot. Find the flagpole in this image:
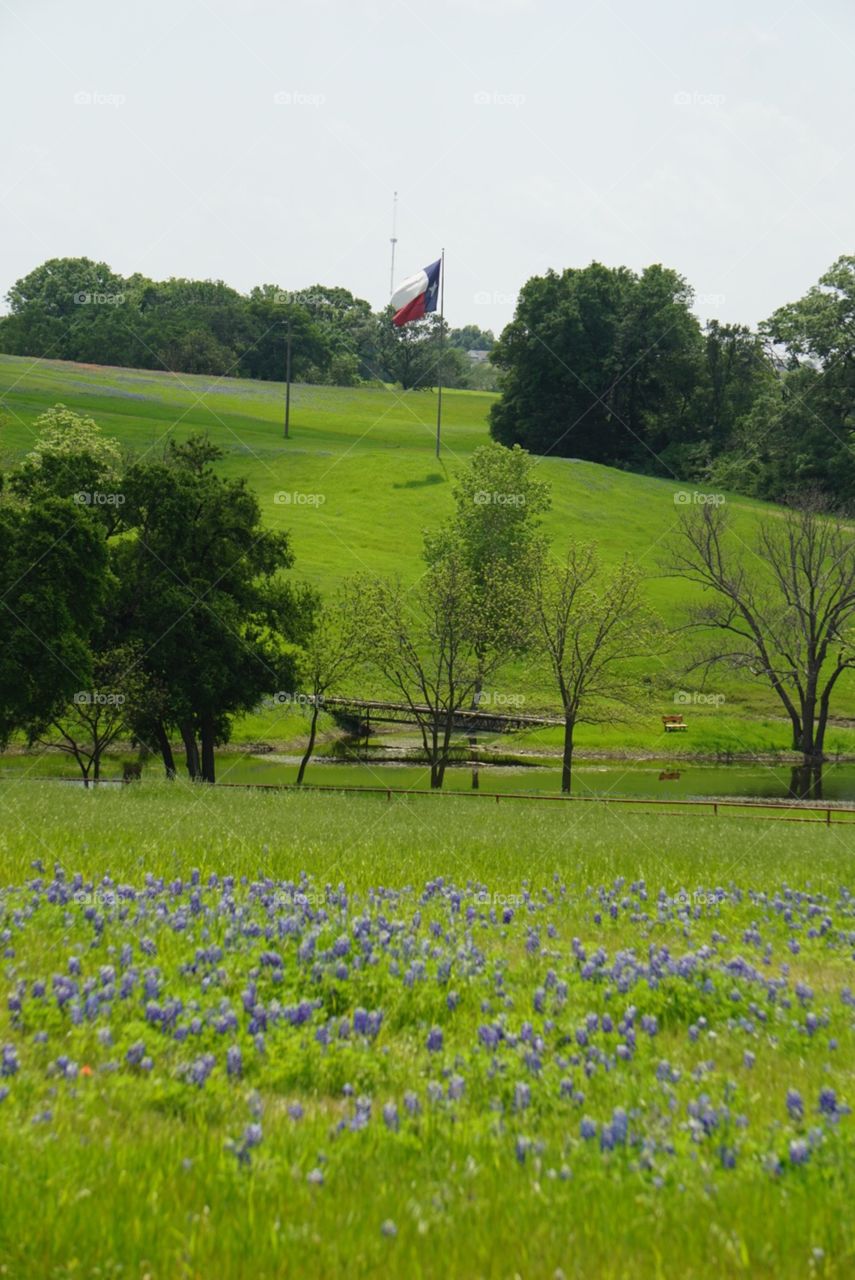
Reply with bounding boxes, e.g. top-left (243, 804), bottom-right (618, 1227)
top-left (284, 315), bottom-right (292, 440)
top-left (435, 248), bottom-right (445, 459)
